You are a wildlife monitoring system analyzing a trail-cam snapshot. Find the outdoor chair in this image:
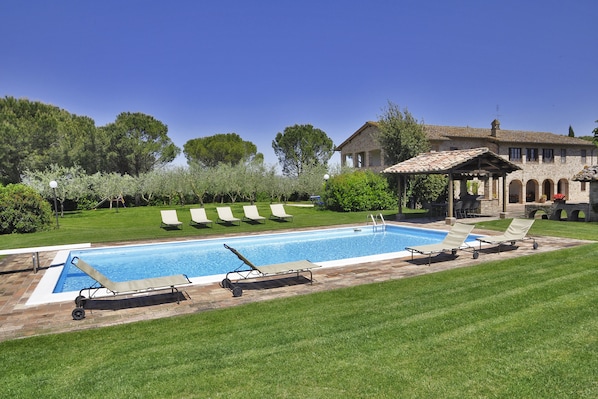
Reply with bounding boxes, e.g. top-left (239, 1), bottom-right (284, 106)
top-left (242, 205), bottom-right (266, 224)
top-left (216, 207), bottom-right (241, 225)
top-left (405, 223), bottom-right (477, 265)
top-left (221, 244), bottom-right (321, 297)
top-left (160, 210), bottom-right (183, 229)
top-left (269, 203), bottom-right (293, 221)
top-left (70, 257), bottom-right (191, 320)
top-left (189, 208), bottom-right (213, 227)
top-left (476, 218), bottom-right (538, 254)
